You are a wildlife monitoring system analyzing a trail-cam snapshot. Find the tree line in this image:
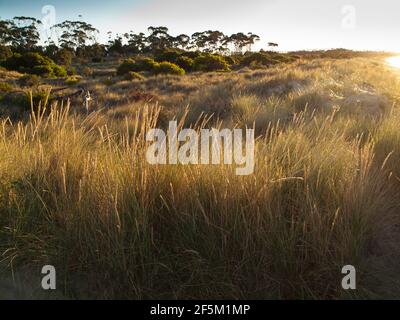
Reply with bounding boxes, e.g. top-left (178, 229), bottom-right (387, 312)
top-left (0, 16), bottom-right (279, 62)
